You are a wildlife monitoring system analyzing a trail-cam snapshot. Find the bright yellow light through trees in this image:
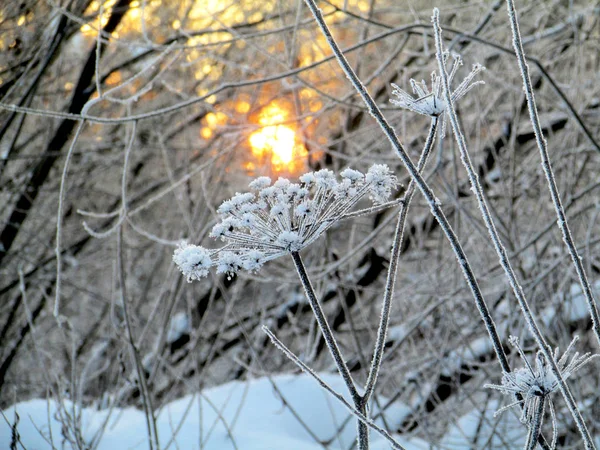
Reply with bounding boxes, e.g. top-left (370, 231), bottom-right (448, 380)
top-left (248, 103), bottom-right (307, 172)
top-left (249, 125), bottom-right (296, 165)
